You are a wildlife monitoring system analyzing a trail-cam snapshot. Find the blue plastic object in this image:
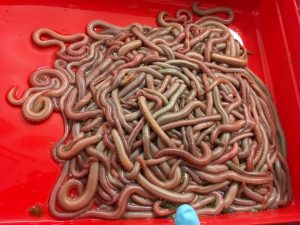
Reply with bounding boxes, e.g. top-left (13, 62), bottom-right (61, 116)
top-left (175, 204), bottom-right (200, 225)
